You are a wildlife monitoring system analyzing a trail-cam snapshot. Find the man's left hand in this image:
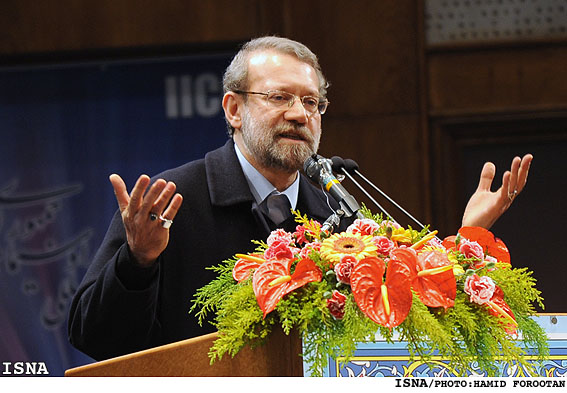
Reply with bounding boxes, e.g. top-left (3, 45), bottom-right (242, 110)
top-left (461, 154), bottom-right (533, 229)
